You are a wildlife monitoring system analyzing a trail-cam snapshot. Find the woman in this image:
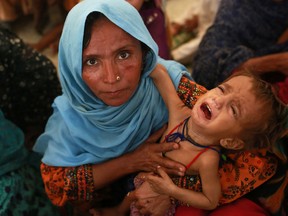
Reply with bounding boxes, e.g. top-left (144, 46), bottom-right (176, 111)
top-left (33, 0), bottom-right (188, 214)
